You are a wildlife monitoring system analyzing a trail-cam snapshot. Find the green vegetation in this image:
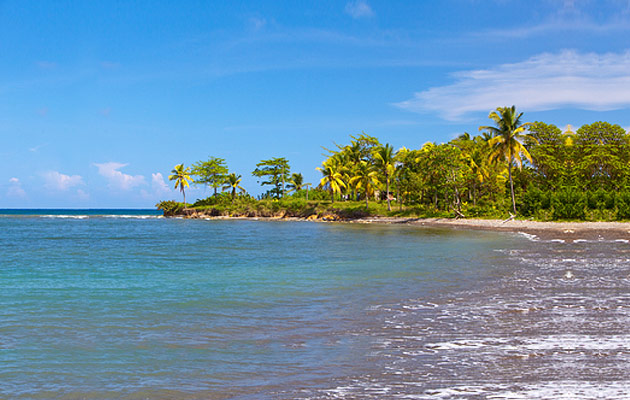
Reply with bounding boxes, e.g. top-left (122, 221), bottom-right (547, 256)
top-left (168, 164), bottom-right (193, 209)
top-left (158, 106), bottom-right (630, 221)
top-left (252, 157), bottom-right (290, 199)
